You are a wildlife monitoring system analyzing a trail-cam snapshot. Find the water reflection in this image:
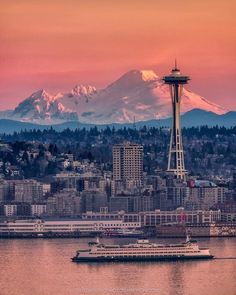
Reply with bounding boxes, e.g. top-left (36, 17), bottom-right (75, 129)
top-left (0, 238), bottom-right (236, 295)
